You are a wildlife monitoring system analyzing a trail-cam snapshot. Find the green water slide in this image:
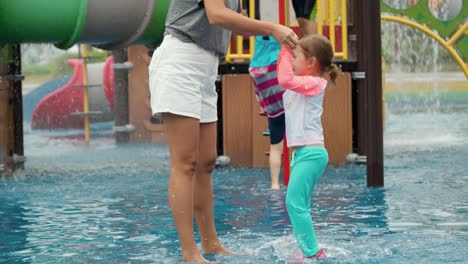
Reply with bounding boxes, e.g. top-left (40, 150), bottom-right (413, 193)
top-left (0, 0), bottom-right (170, 50)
